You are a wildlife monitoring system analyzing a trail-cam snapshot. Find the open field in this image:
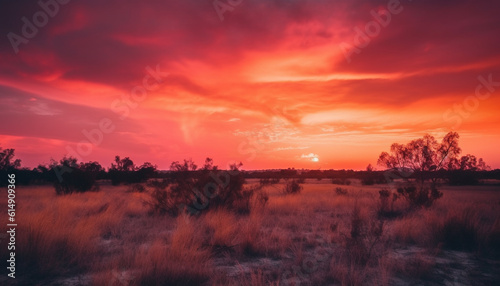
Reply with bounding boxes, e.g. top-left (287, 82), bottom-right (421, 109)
top-left (1, 180), bottom-right (500, 286)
